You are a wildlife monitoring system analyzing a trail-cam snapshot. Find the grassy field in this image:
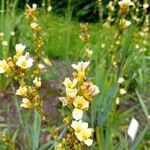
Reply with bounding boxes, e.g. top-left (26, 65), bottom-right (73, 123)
top-left (0, 0), bottom-right (150, 149)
